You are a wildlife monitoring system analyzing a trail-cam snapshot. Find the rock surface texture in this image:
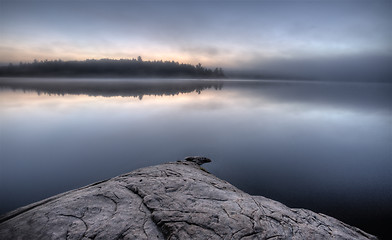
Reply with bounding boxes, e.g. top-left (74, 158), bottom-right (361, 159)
top-left (0, 160), bottom-right (377, 240)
